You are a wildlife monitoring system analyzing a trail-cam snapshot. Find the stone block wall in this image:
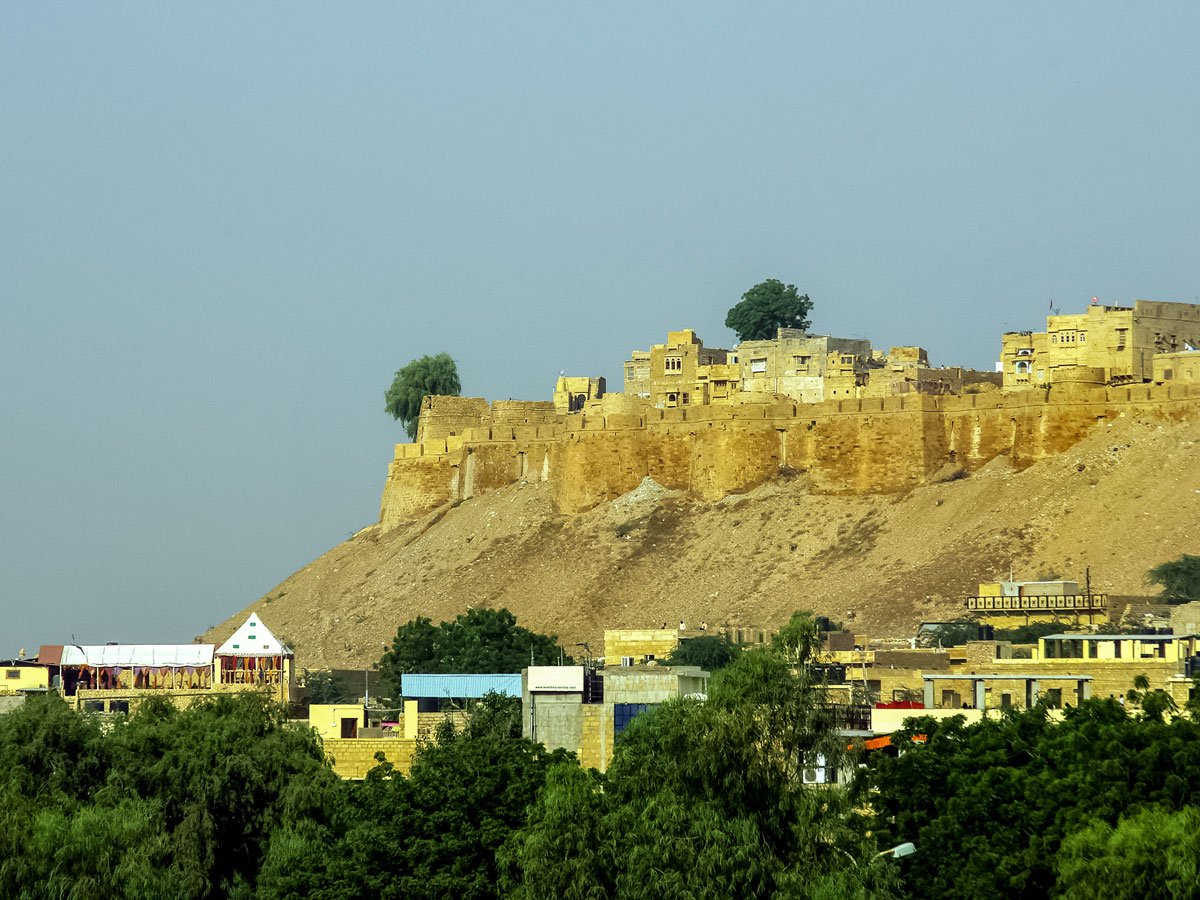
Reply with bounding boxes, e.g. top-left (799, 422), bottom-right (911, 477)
top-left (324, 738), bottom-right (417, 778)
top-left (603, 630), bottom-right (681, 662)
top-left (415, 396), bottom-right (489, 443)
top-left (579, 703), bottom-right (613, 772)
